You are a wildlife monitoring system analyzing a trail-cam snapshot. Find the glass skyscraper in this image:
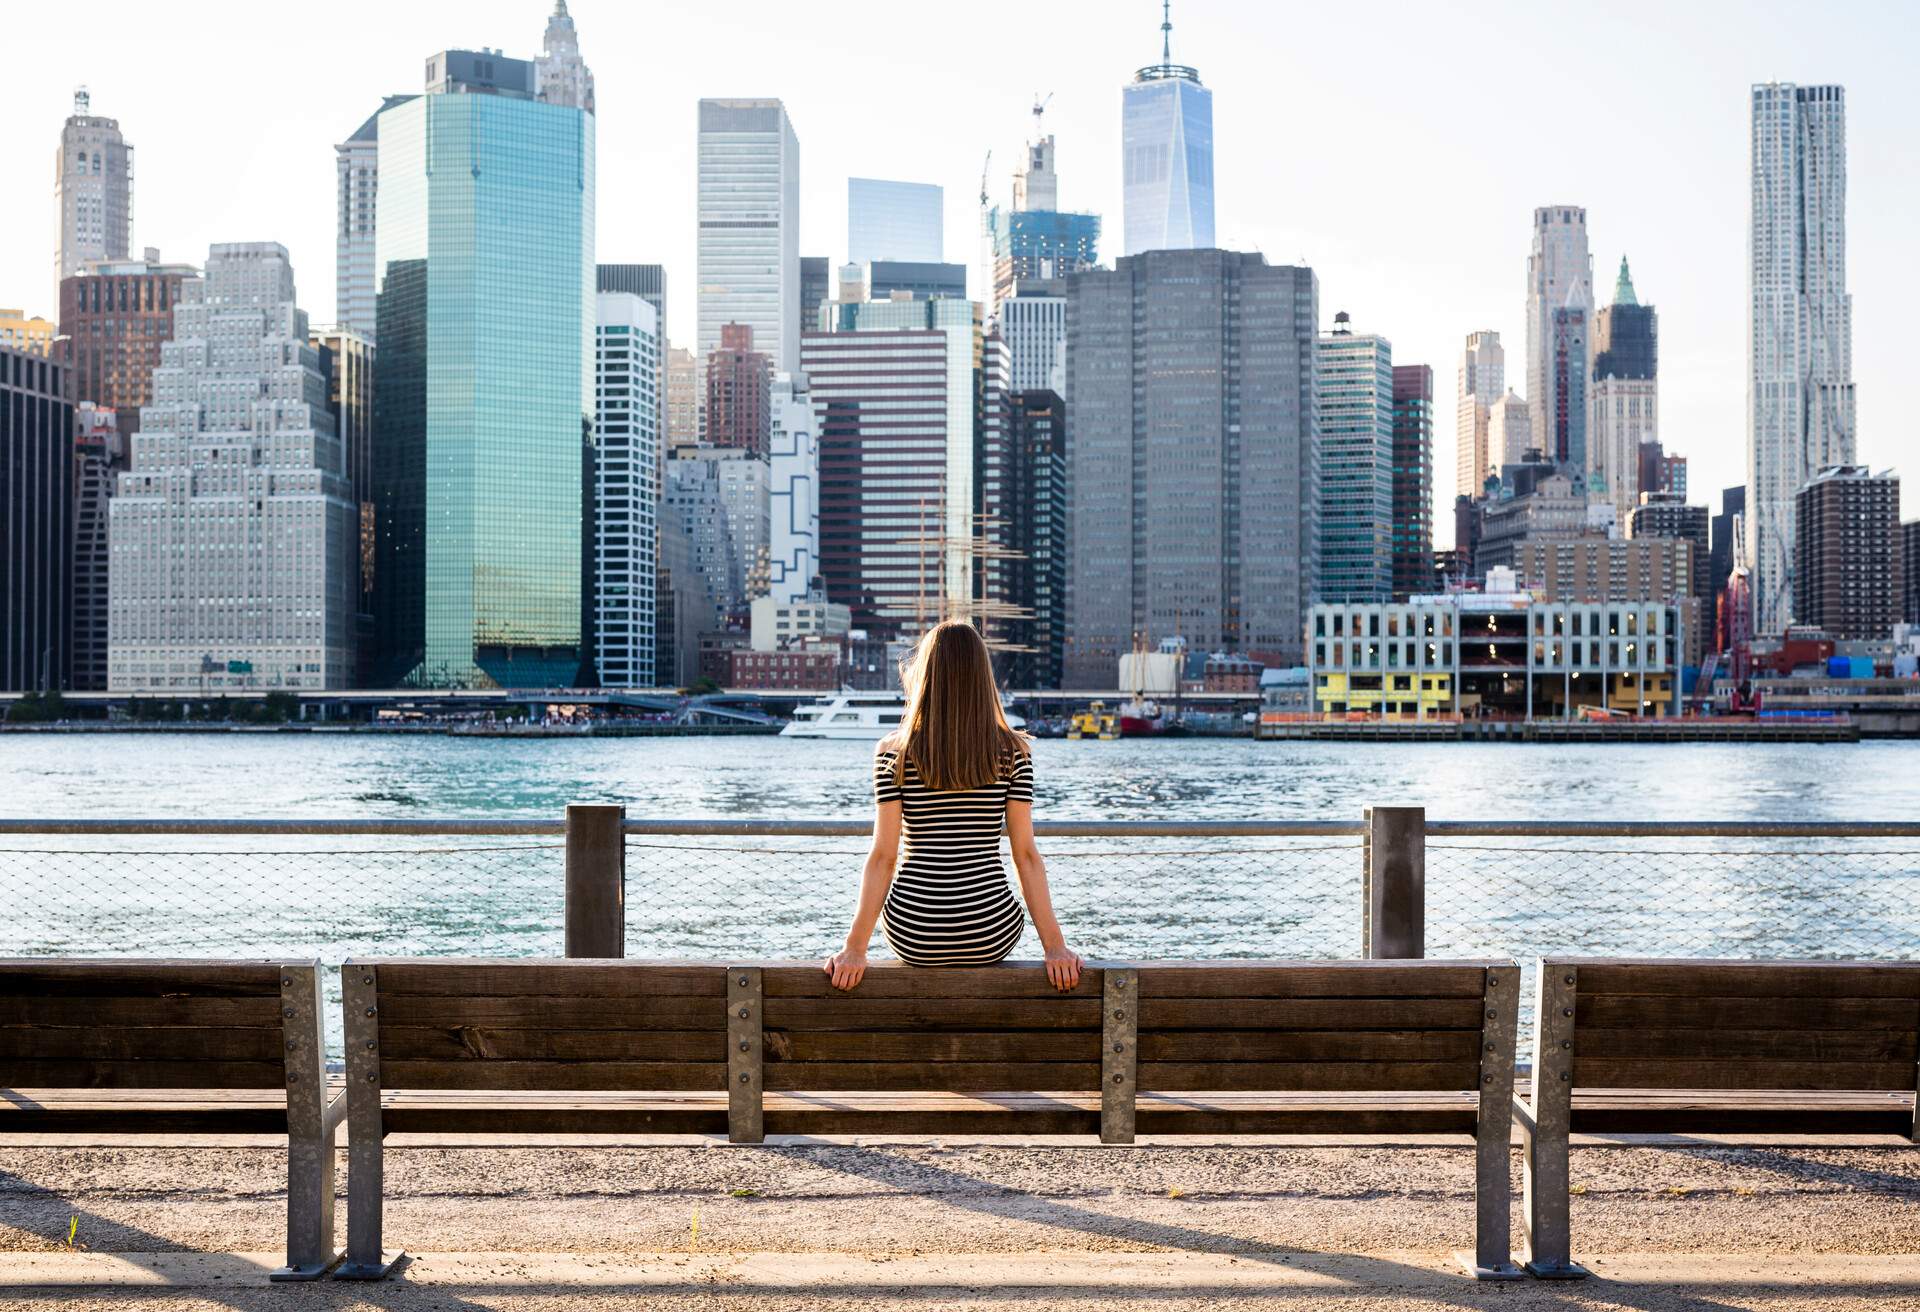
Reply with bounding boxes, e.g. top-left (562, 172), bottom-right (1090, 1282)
top-left (372, 50), bottom-right (595, 688)
top-left (1316, 316), bottom-right (1394, 605)
top-left (846, 178), bottom-right (943, 265)
top-left (1121, 9), bottom-right (1214, 257)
